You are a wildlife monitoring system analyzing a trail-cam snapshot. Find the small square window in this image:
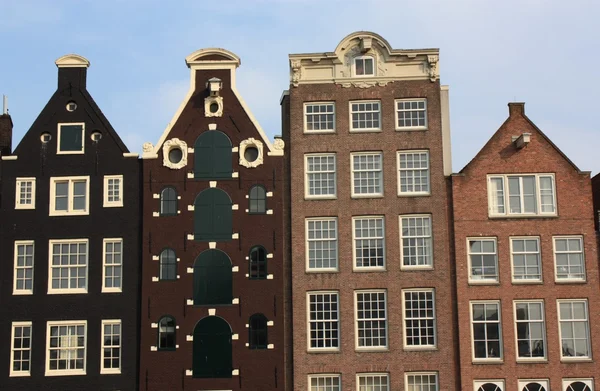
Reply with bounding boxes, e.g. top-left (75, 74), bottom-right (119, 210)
top-left (104, 175), bottom-right (123, 207)
top-left (15, 178), bottom-right (36, 209)
top-left (354, 56), bottom-right (375, 77)
top-left (518, 380), bottom-right (549, 391)
top-left (562, 379), bottom-right (594, 391)
top-left (57, 123), bottom-right (85, 154)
